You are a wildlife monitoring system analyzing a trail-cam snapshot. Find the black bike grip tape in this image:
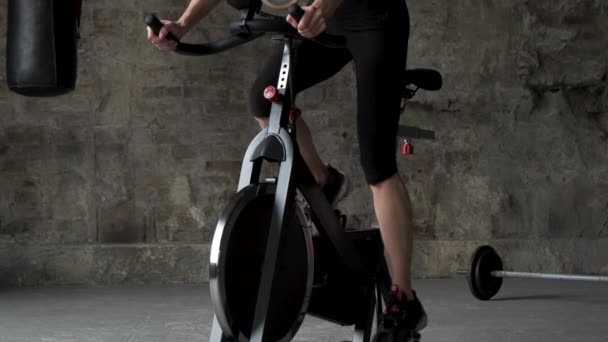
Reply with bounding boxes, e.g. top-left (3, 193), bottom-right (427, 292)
top-left (144, 14), bottom-right (180, 42)
top-left (288, 4), bottom-right (305, 22)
